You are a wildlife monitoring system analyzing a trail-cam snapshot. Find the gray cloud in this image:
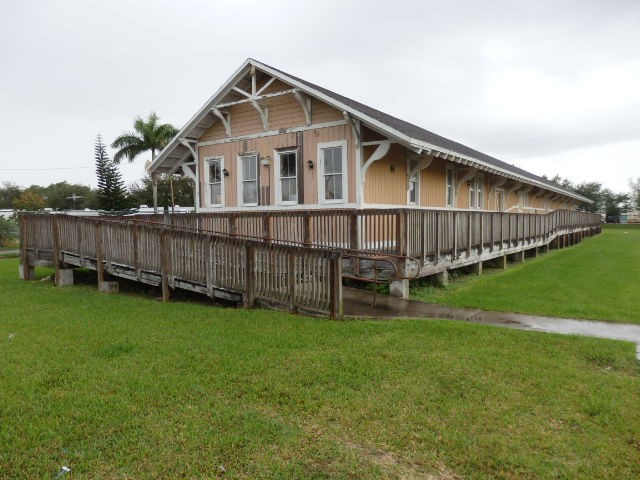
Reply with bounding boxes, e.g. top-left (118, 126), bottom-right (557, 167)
top-left (0, 0), bottom-right (638, 190)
